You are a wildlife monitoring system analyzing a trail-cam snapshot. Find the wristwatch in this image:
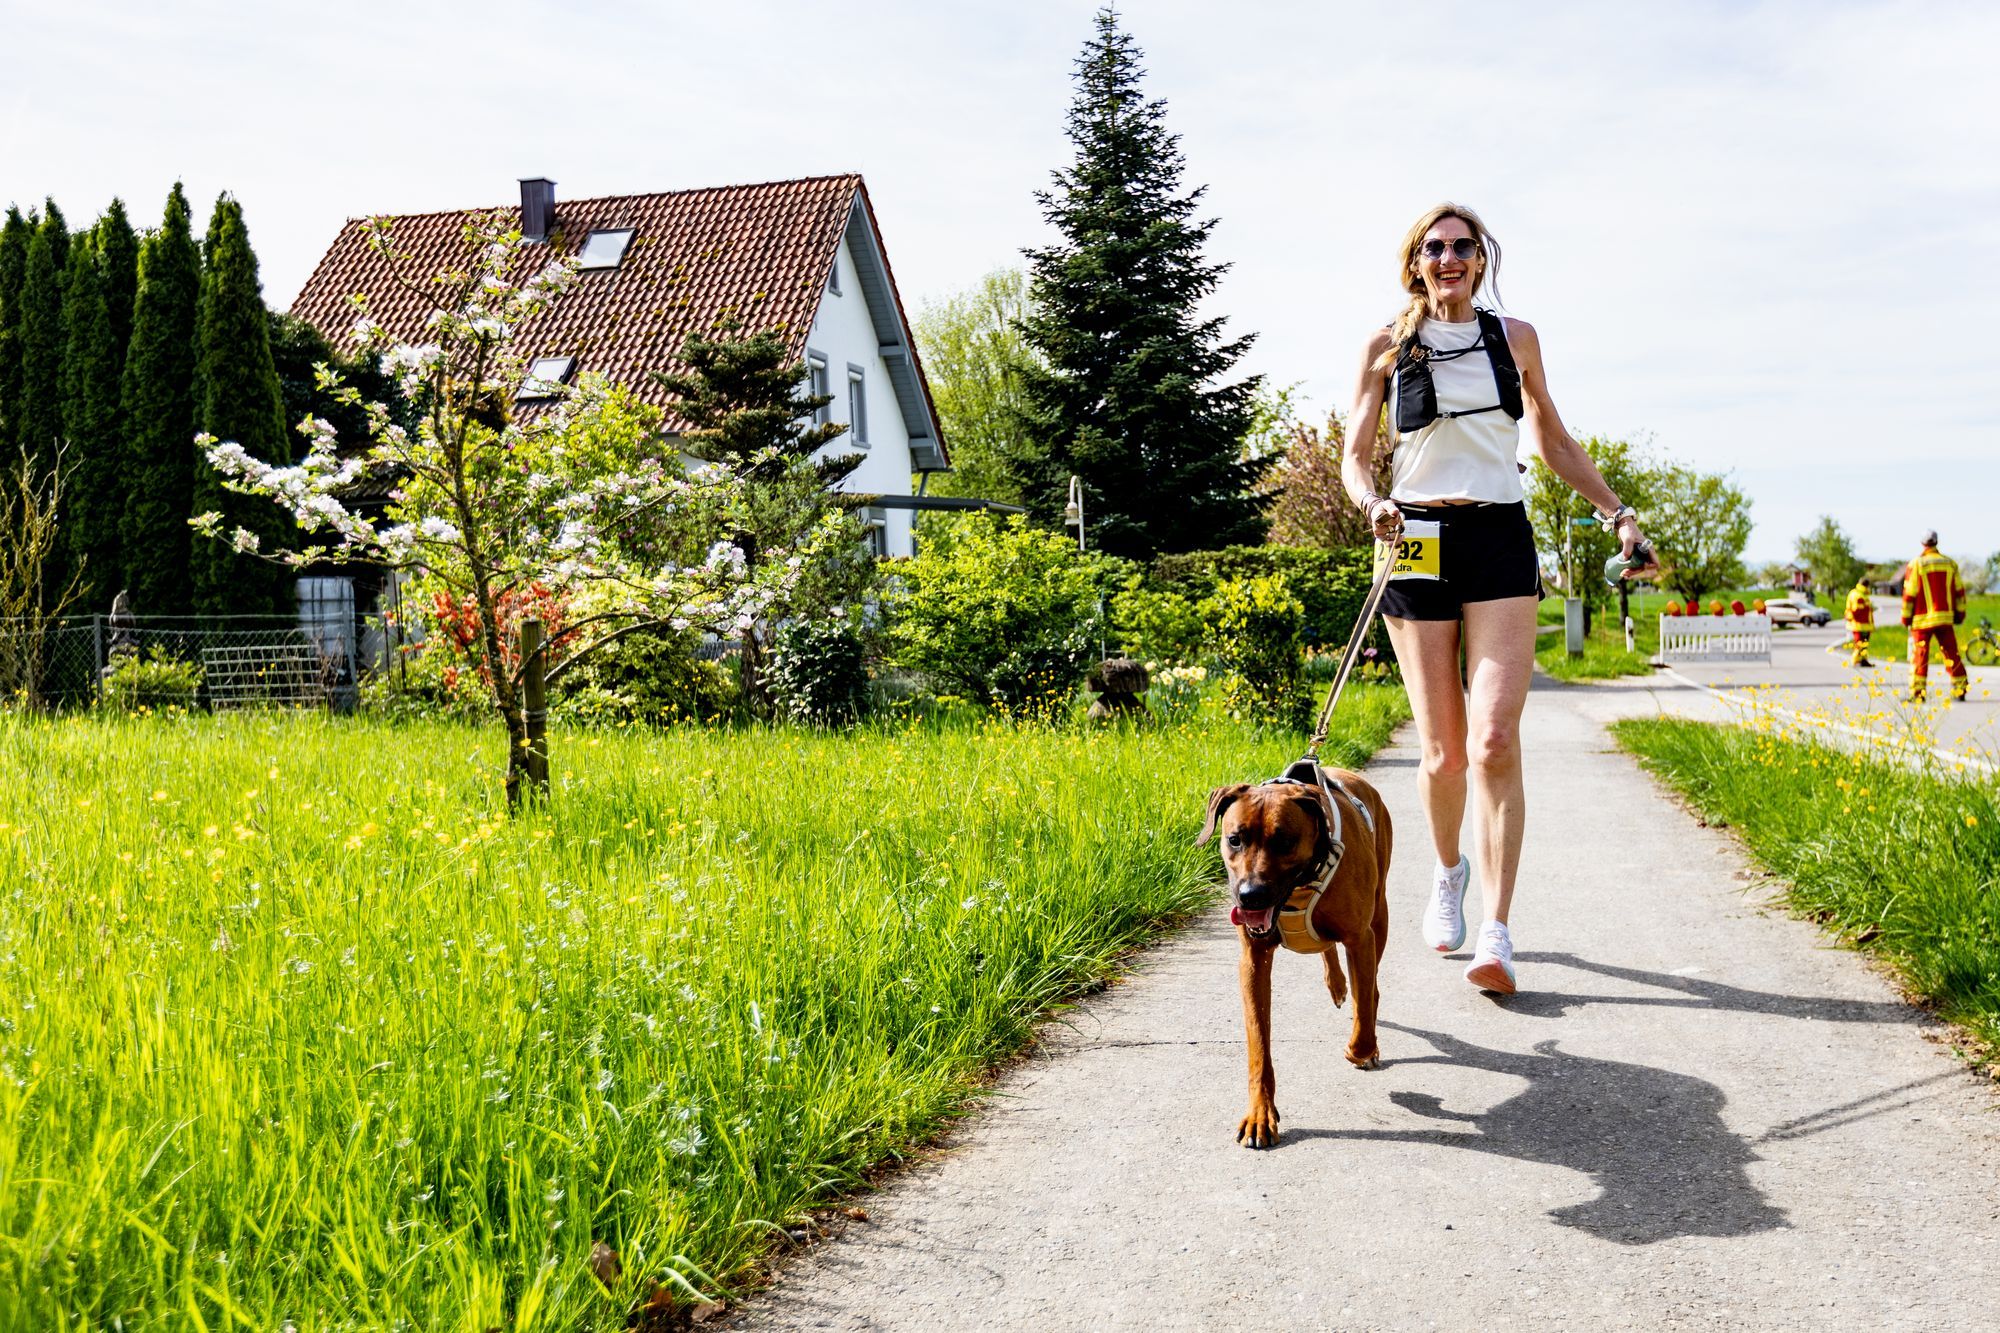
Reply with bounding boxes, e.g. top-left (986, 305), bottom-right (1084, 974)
top-left (1594, 503), bottom-right (1638, 531)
